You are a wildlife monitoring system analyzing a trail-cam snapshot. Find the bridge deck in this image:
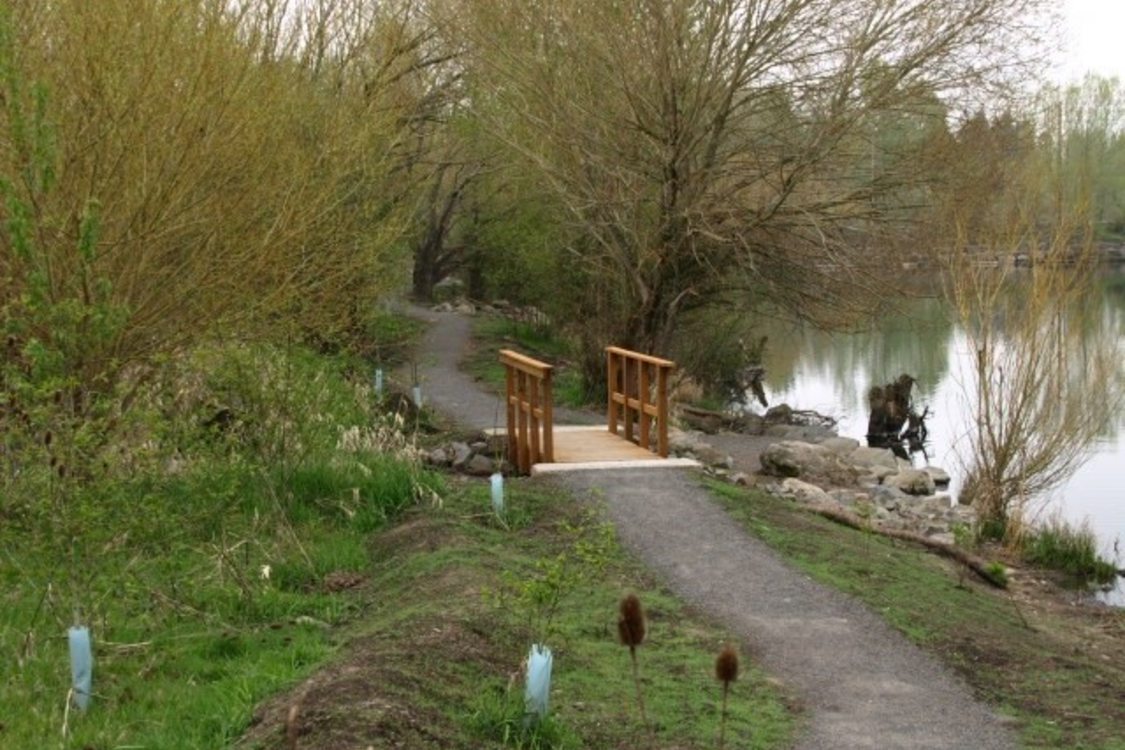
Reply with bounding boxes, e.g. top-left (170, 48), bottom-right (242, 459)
top-left (486, 425), bottom-right (700, 473)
